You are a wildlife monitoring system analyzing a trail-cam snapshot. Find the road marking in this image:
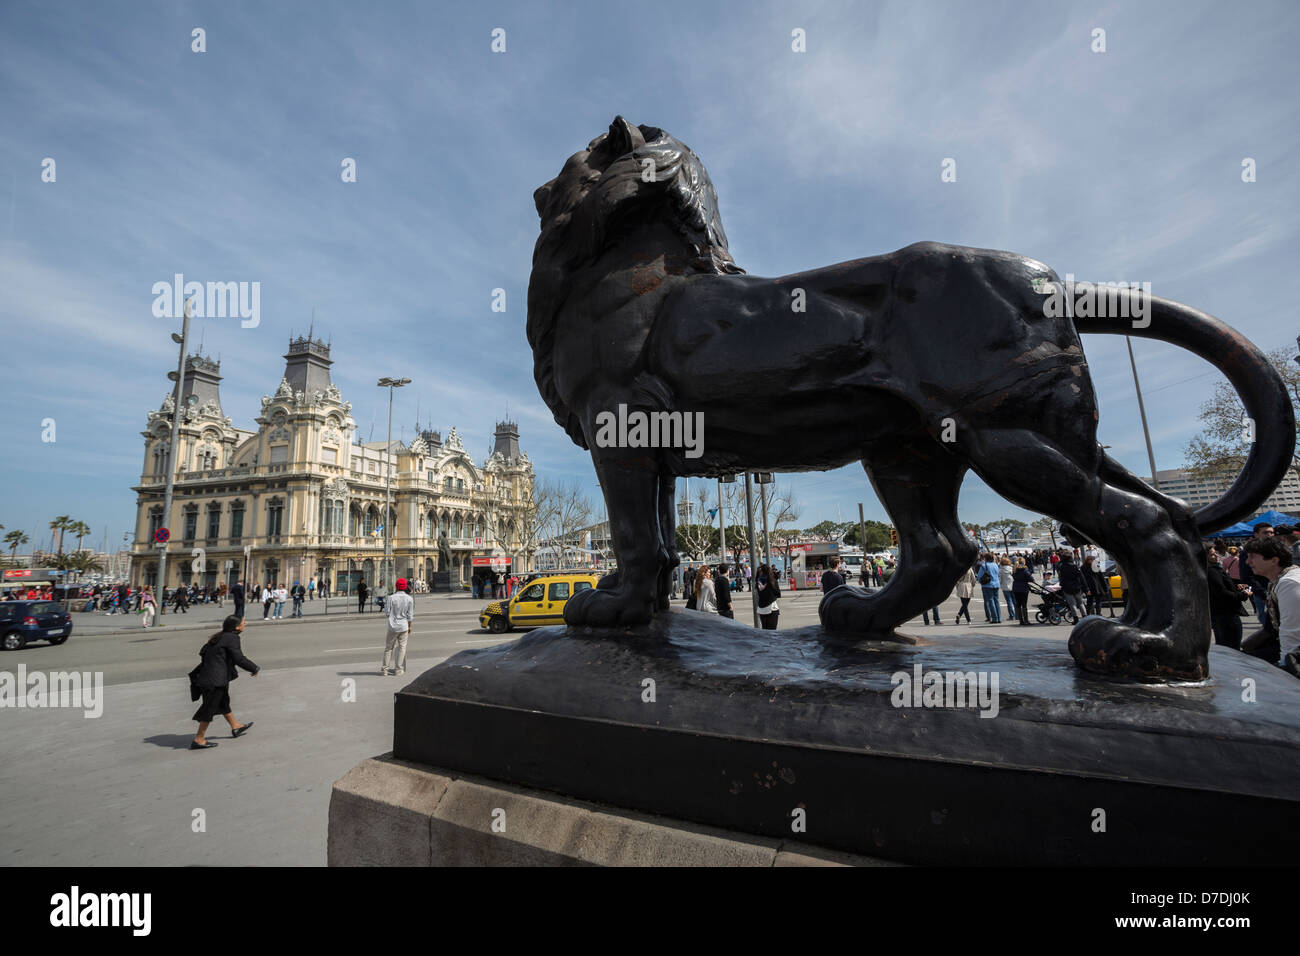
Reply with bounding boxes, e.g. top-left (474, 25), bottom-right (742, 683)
top-left (455, 638), bottom-right (509, 644)
top-left (321, 646), bottom-right (388, 653)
